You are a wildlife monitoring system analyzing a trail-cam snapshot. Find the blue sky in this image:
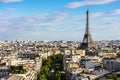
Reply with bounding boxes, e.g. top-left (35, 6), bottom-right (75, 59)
top-left (0, 0), bottom-right (120, 41)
